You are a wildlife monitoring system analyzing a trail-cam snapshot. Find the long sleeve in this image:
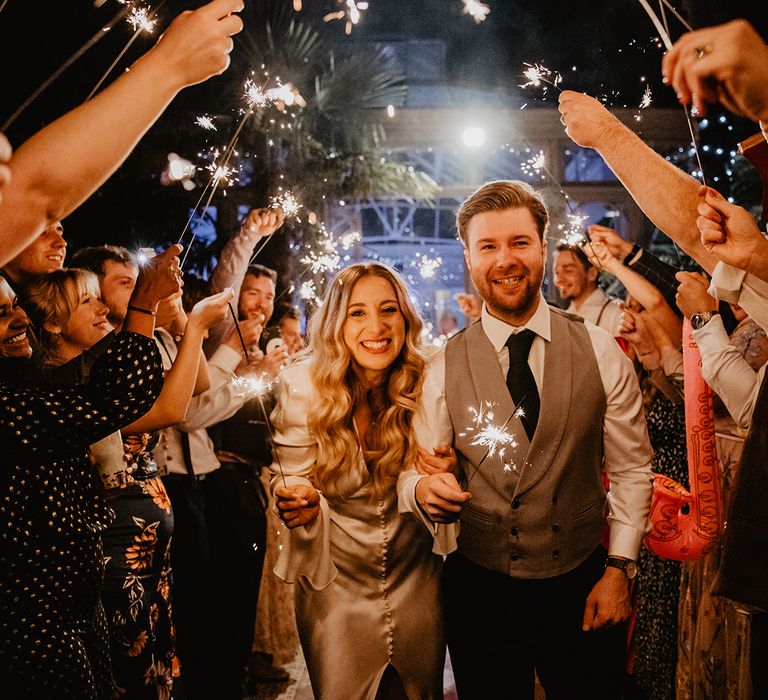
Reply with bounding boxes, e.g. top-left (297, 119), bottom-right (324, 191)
top-left (693, 315), bottom-right (764, 429)
top-left (2, 332), bottom-right (163, 461)
top-left (709, 262), bottom-right (768, 331)
top-left (177, 345), bottom-right (247, 431)
top-left (401, 347), bottom-right (459, 555)
top-left (586, 325), bottom-right (655, 559)
top-left (268, 362), bottom-right (336, 589)
top-left (205, 229), bottom-right (265, 355)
